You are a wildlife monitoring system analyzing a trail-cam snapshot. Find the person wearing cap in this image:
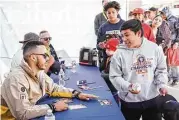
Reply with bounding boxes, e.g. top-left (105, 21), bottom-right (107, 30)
top-left (104, 38), bottom-right (119, 73)
top-left (160, 6), bottom-right (179, 42)
top-left (11, 32), bottom-right (39, 70)
top-left (101, 38), bottom-right (119, 94)
top-left (143, 10), bottom-right (151, 24)
top-left (1, 41), bottom-right (98, 120)
top-left (97, 1), bottom-right (125, 72)
top-left (39, 30), bottom-right (60, 76)
top-left (148, 7), bottom-right (172, 48)
top-left (109, 19), bottom-right (168, 120)
top-left (132, 8), bottom-right (156, 43)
